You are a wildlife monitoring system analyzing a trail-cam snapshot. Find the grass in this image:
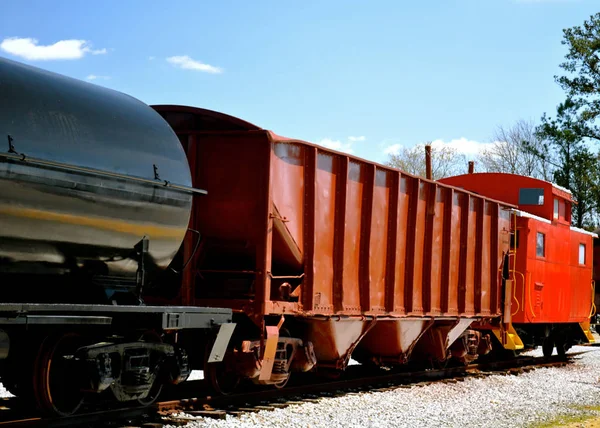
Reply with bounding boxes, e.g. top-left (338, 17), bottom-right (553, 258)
top-left (530, 405), bottom-right (600, 428)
